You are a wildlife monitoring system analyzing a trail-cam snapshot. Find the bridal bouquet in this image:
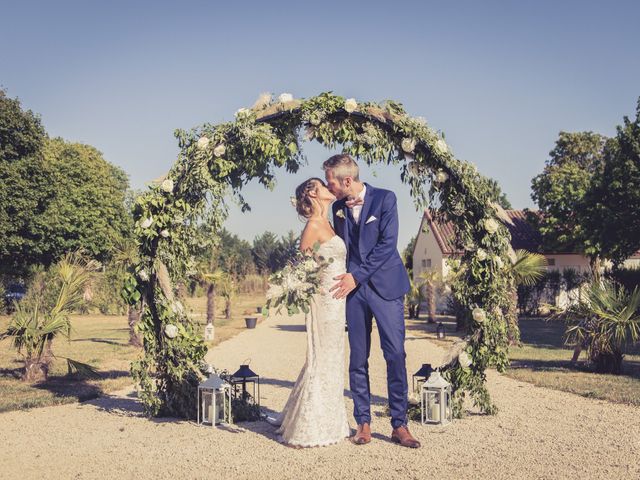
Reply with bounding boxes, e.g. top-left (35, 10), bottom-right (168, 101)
top-left (264, 242), bottom-right (333, 316)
